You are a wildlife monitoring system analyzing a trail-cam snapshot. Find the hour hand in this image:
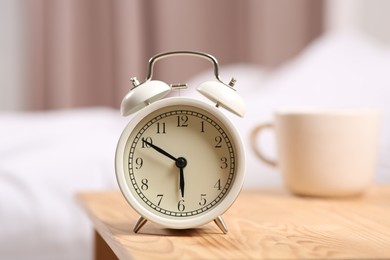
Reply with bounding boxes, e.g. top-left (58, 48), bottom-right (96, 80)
top-left (179, 167), bottom-right (185, 198)
top-left (142, 138), bottom-right (177, 162)
top-left (176, 157), bottom-right (187, 198)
